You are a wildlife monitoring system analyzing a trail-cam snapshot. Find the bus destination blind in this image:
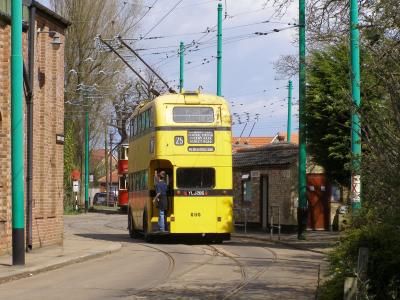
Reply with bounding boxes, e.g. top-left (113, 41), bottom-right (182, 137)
top-left (188, 130), bottom-right (214, 144)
